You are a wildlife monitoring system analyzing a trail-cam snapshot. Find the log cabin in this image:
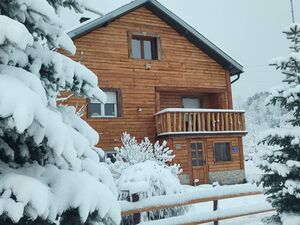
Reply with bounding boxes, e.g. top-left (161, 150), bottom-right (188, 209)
top-left (66, 0), bottom-right (247, 185)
